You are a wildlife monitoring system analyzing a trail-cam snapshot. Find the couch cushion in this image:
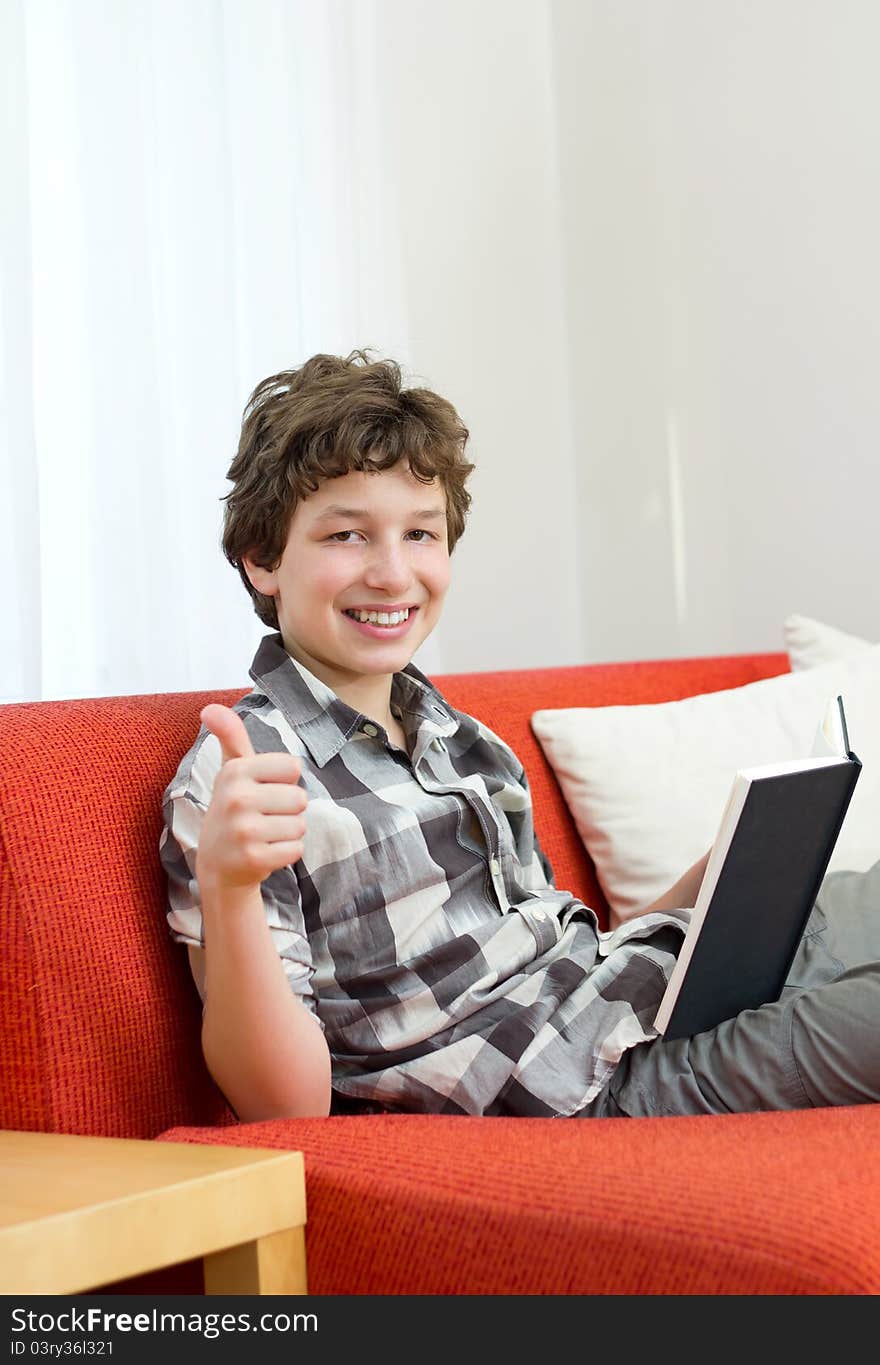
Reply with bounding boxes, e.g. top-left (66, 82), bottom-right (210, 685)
top-left (784, 613), bottom-right (874, 670)
top-left (435, 654), bottom-right (789, 921)
top-left (154, 1106), bottom-right (880, 1294)
top-left (532, 648), bottom-right (880, 926)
